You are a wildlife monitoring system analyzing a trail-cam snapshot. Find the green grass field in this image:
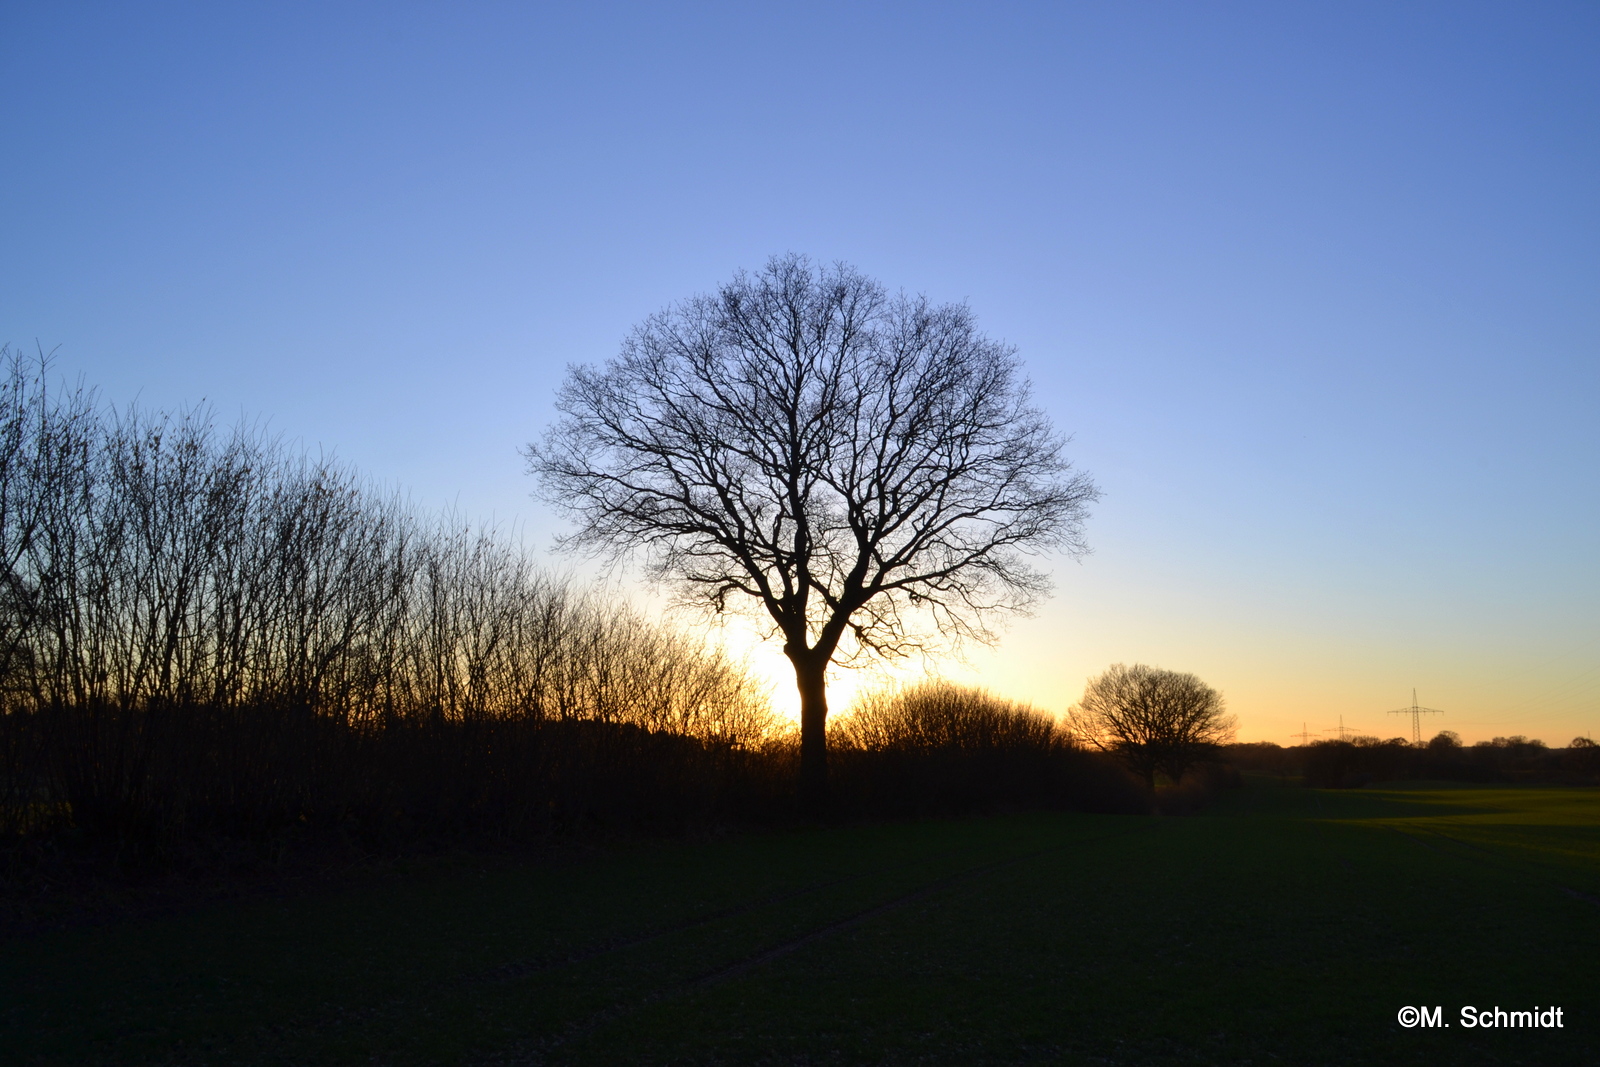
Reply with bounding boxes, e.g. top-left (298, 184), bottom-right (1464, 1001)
top-left (4, 778), bottom-right (1597, 1065)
